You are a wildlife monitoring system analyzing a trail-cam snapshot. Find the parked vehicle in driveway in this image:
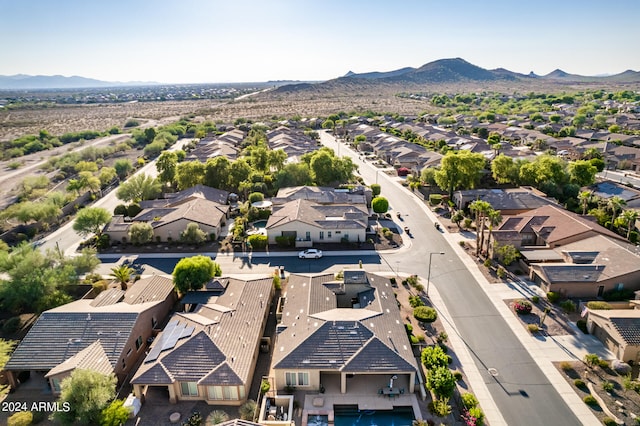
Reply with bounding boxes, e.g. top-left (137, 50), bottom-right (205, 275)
top-left (298, 248), bottom-right (323, 259)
